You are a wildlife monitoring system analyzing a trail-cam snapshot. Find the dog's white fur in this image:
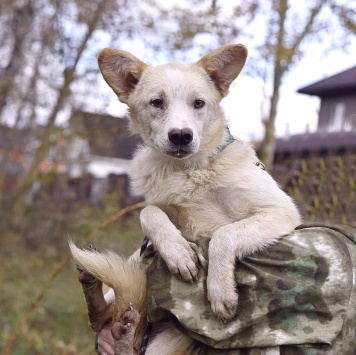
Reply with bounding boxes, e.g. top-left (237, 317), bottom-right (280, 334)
top-left (70, 44), bottom-right (301, 354)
